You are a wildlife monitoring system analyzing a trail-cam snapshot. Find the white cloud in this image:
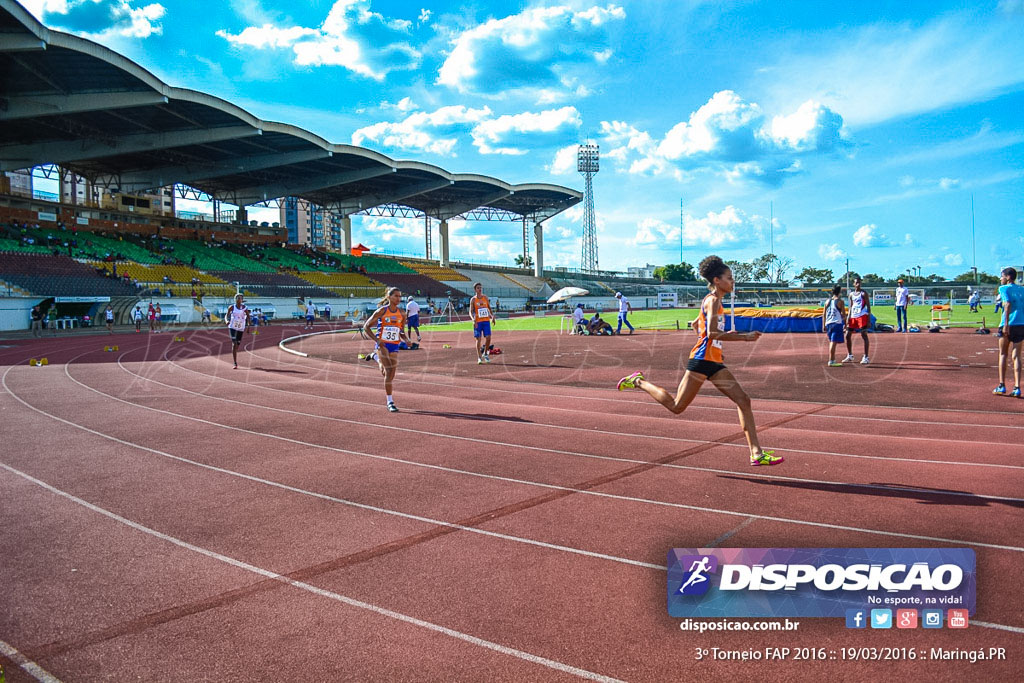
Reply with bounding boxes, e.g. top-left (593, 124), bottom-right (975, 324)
top-left (853, 223), bottom-right (903, 248)
top-left (218, 0), bottom-right (420, 81)
top-left (944, 253), bottom-right (964, 266)
top-left (761, 14), bottom-right (1024, 126)
top-left (819, 243), bottom-right (847, 261)
top-left (27, 0), bottom-right (165, 39)
top-left (602, 91), bottom-right (847, 185)
top-left (437, 4), bottom-right (626, 98)
top-left (548, 145), bottom-right (580, 175)
top-left (631, 206), bottom-right (765, 249)
top-left (352, 105), bottom-right (580, 157)
top-left (219, 24), bottom-right (317, 49)
top-left (351, 105), bottom-right (492, 156)
top-left (470, 106), bottom-right (581, 155)
top-left (418, 8), bottom-right (432, 25)
top-left (938, 177), bottom-right (960, 190)
top-left (380, 96), bottom-right (418, 112)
